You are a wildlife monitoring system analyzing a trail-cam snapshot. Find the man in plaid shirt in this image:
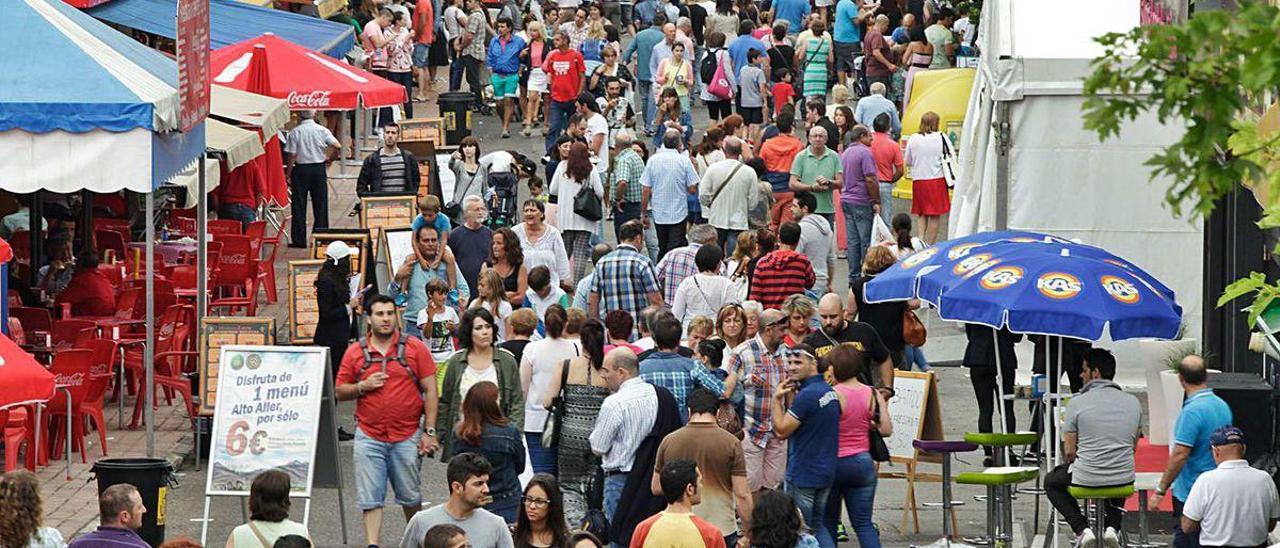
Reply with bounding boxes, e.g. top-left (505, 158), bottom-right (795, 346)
top-left (609, 131), bottom-right (646, 237)
top-left (640, 311), bottom-right (727, 422)
top-left (589, 219), bottom-right (664, 326)
top-left (656, 224), bottom-right (717, 305)
top-left (729, 309), bottom-right (790, 493)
